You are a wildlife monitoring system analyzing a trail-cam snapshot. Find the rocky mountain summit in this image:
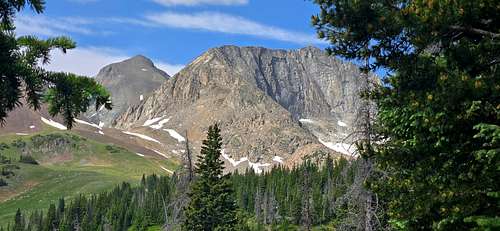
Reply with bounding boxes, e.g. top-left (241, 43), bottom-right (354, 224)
top-left (114, 46), bottom-right (372, 172)
top-left (0, 46), bottom-right (372, 173)
top-left (84, 55), bottom-right (169, 127)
